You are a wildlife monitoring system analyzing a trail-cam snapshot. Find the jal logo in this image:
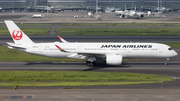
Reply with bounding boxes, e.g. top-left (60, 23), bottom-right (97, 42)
top-left (12, 29), bottom-right (23, 40)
